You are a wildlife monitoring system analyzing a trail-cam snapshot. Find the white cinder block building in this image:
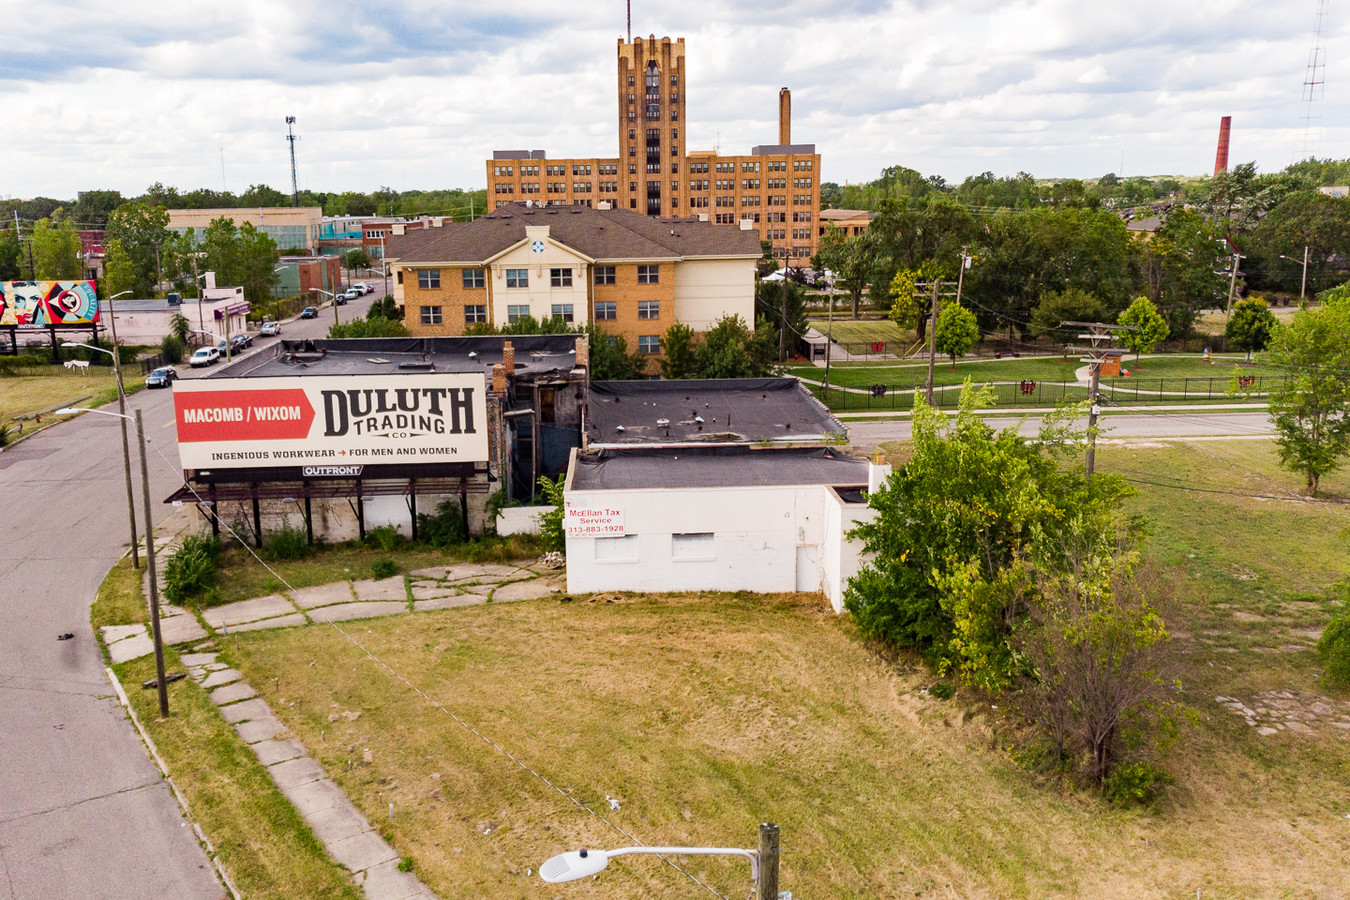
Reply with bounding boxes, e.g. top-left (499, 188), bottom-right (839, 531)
top-left (563, 446), bottom-right (889, 611)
